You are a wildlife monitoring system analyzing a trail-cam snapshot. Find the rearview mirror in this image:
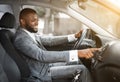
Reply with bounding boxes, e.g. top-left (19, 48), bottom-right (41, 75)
top-left (78, 0), bottom-right (88, 10)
